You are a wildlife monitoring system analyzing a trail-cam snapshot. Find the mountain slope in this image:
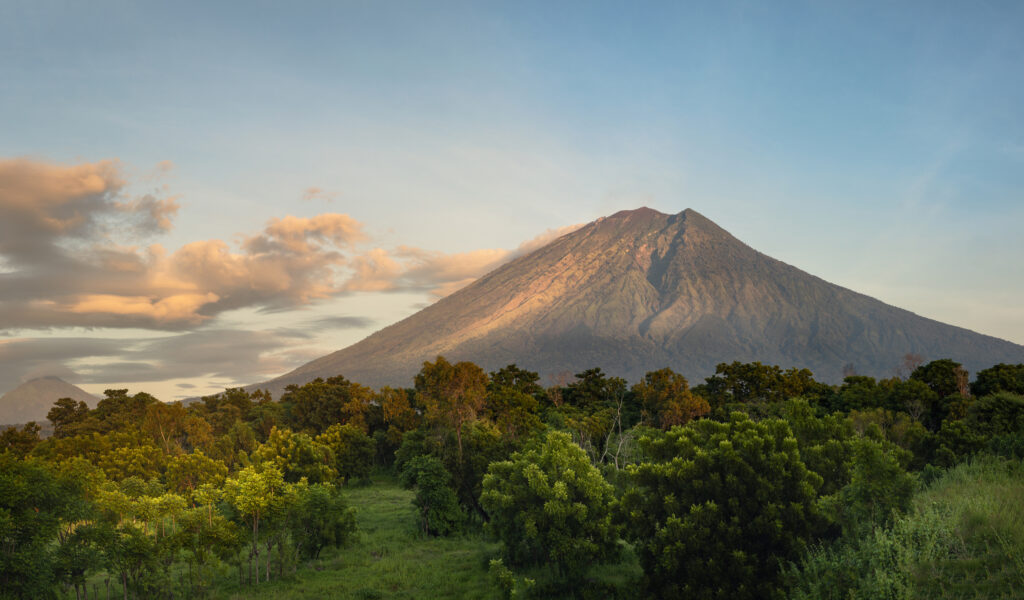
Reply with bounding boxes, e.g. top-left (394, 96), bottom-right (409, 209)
top-left (0, 376), bottom-right (99, 425)
top-left (257, 208), bottom-right (1024, 394)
